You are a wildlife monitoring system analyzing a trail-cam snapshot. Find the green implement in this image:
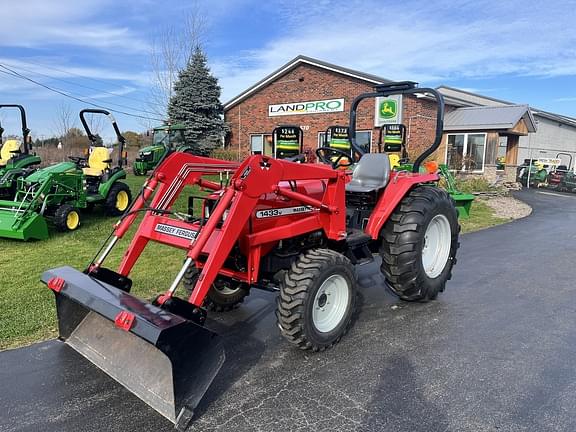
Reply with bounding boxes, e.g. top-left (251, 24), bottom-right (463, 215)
top-left (438, 164), bottom-right (475, 219)
top-left (0, 202), bottom-right (48, 240)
